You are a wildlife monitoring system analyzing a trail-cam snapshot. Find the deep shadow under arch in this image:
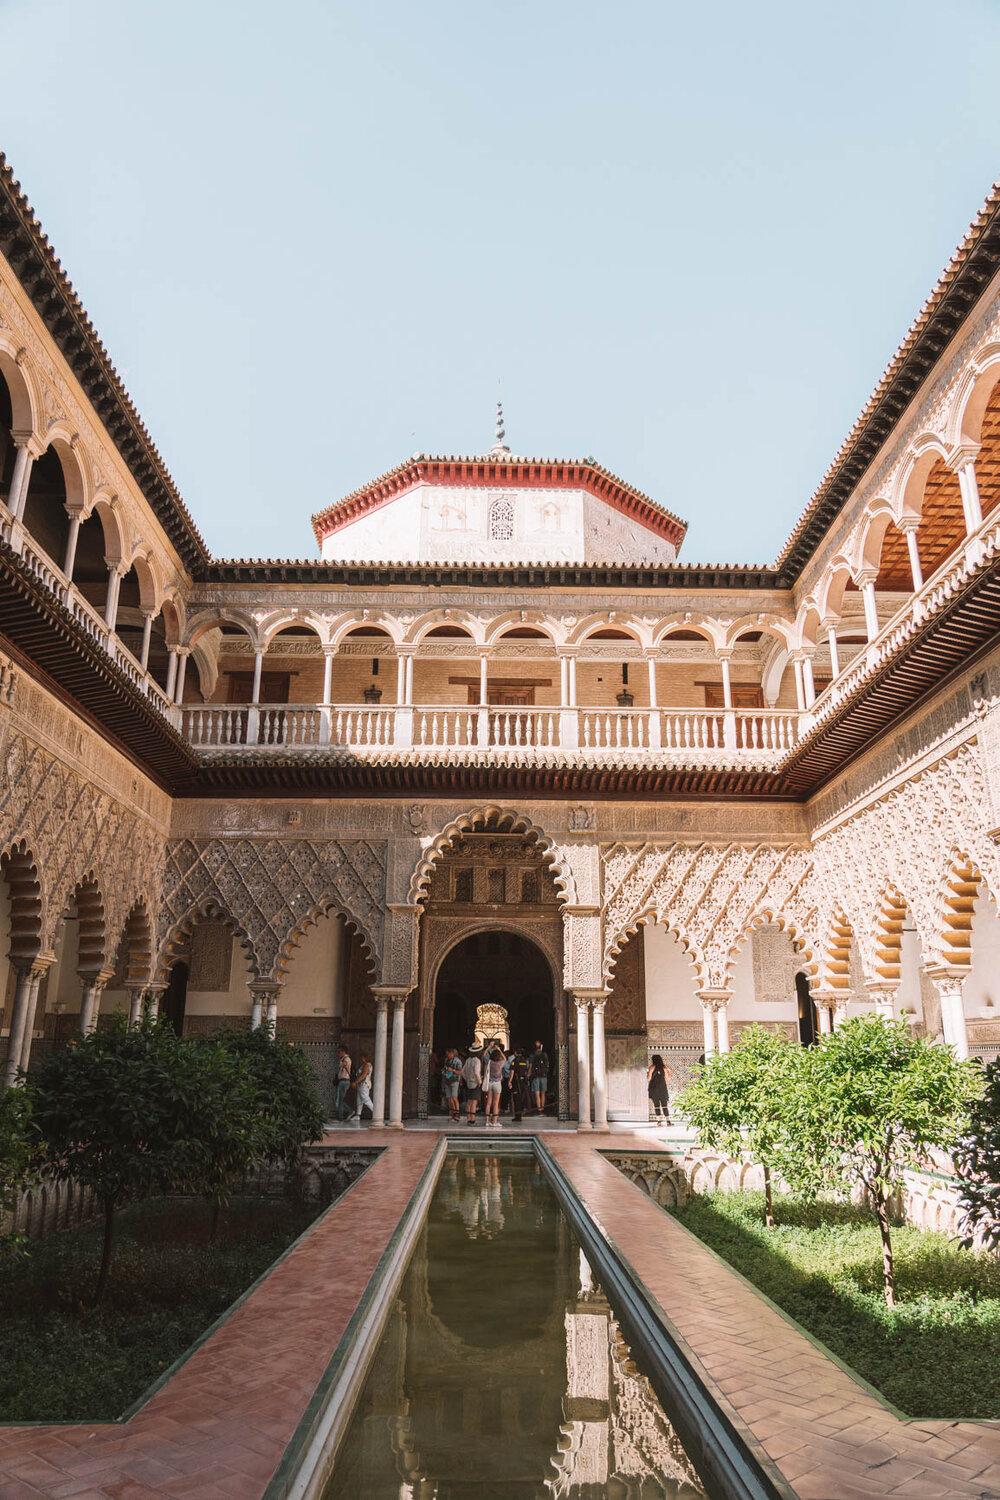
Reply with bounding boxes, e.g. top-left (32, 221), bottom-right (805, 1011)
top-left (432, 929), bottom-right (554, 1068)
